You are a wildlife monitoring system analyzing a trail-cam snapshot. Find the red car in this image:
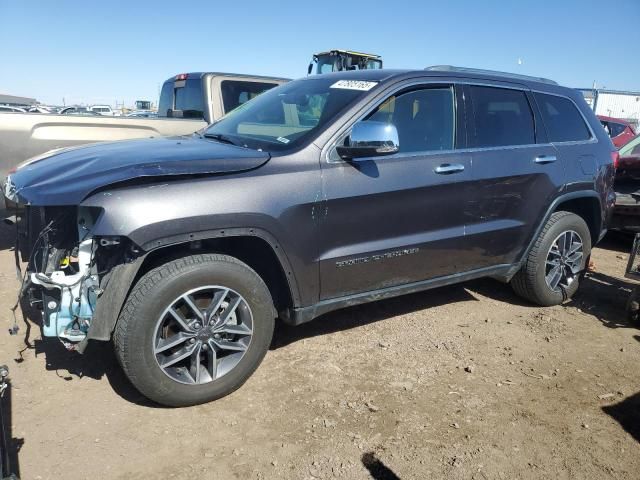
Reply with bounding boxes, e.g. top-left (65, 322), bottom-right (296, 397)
top-left (611, 134), bottom-right (640, 229)
top-left (598, 115), bottom-right (637, 147)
